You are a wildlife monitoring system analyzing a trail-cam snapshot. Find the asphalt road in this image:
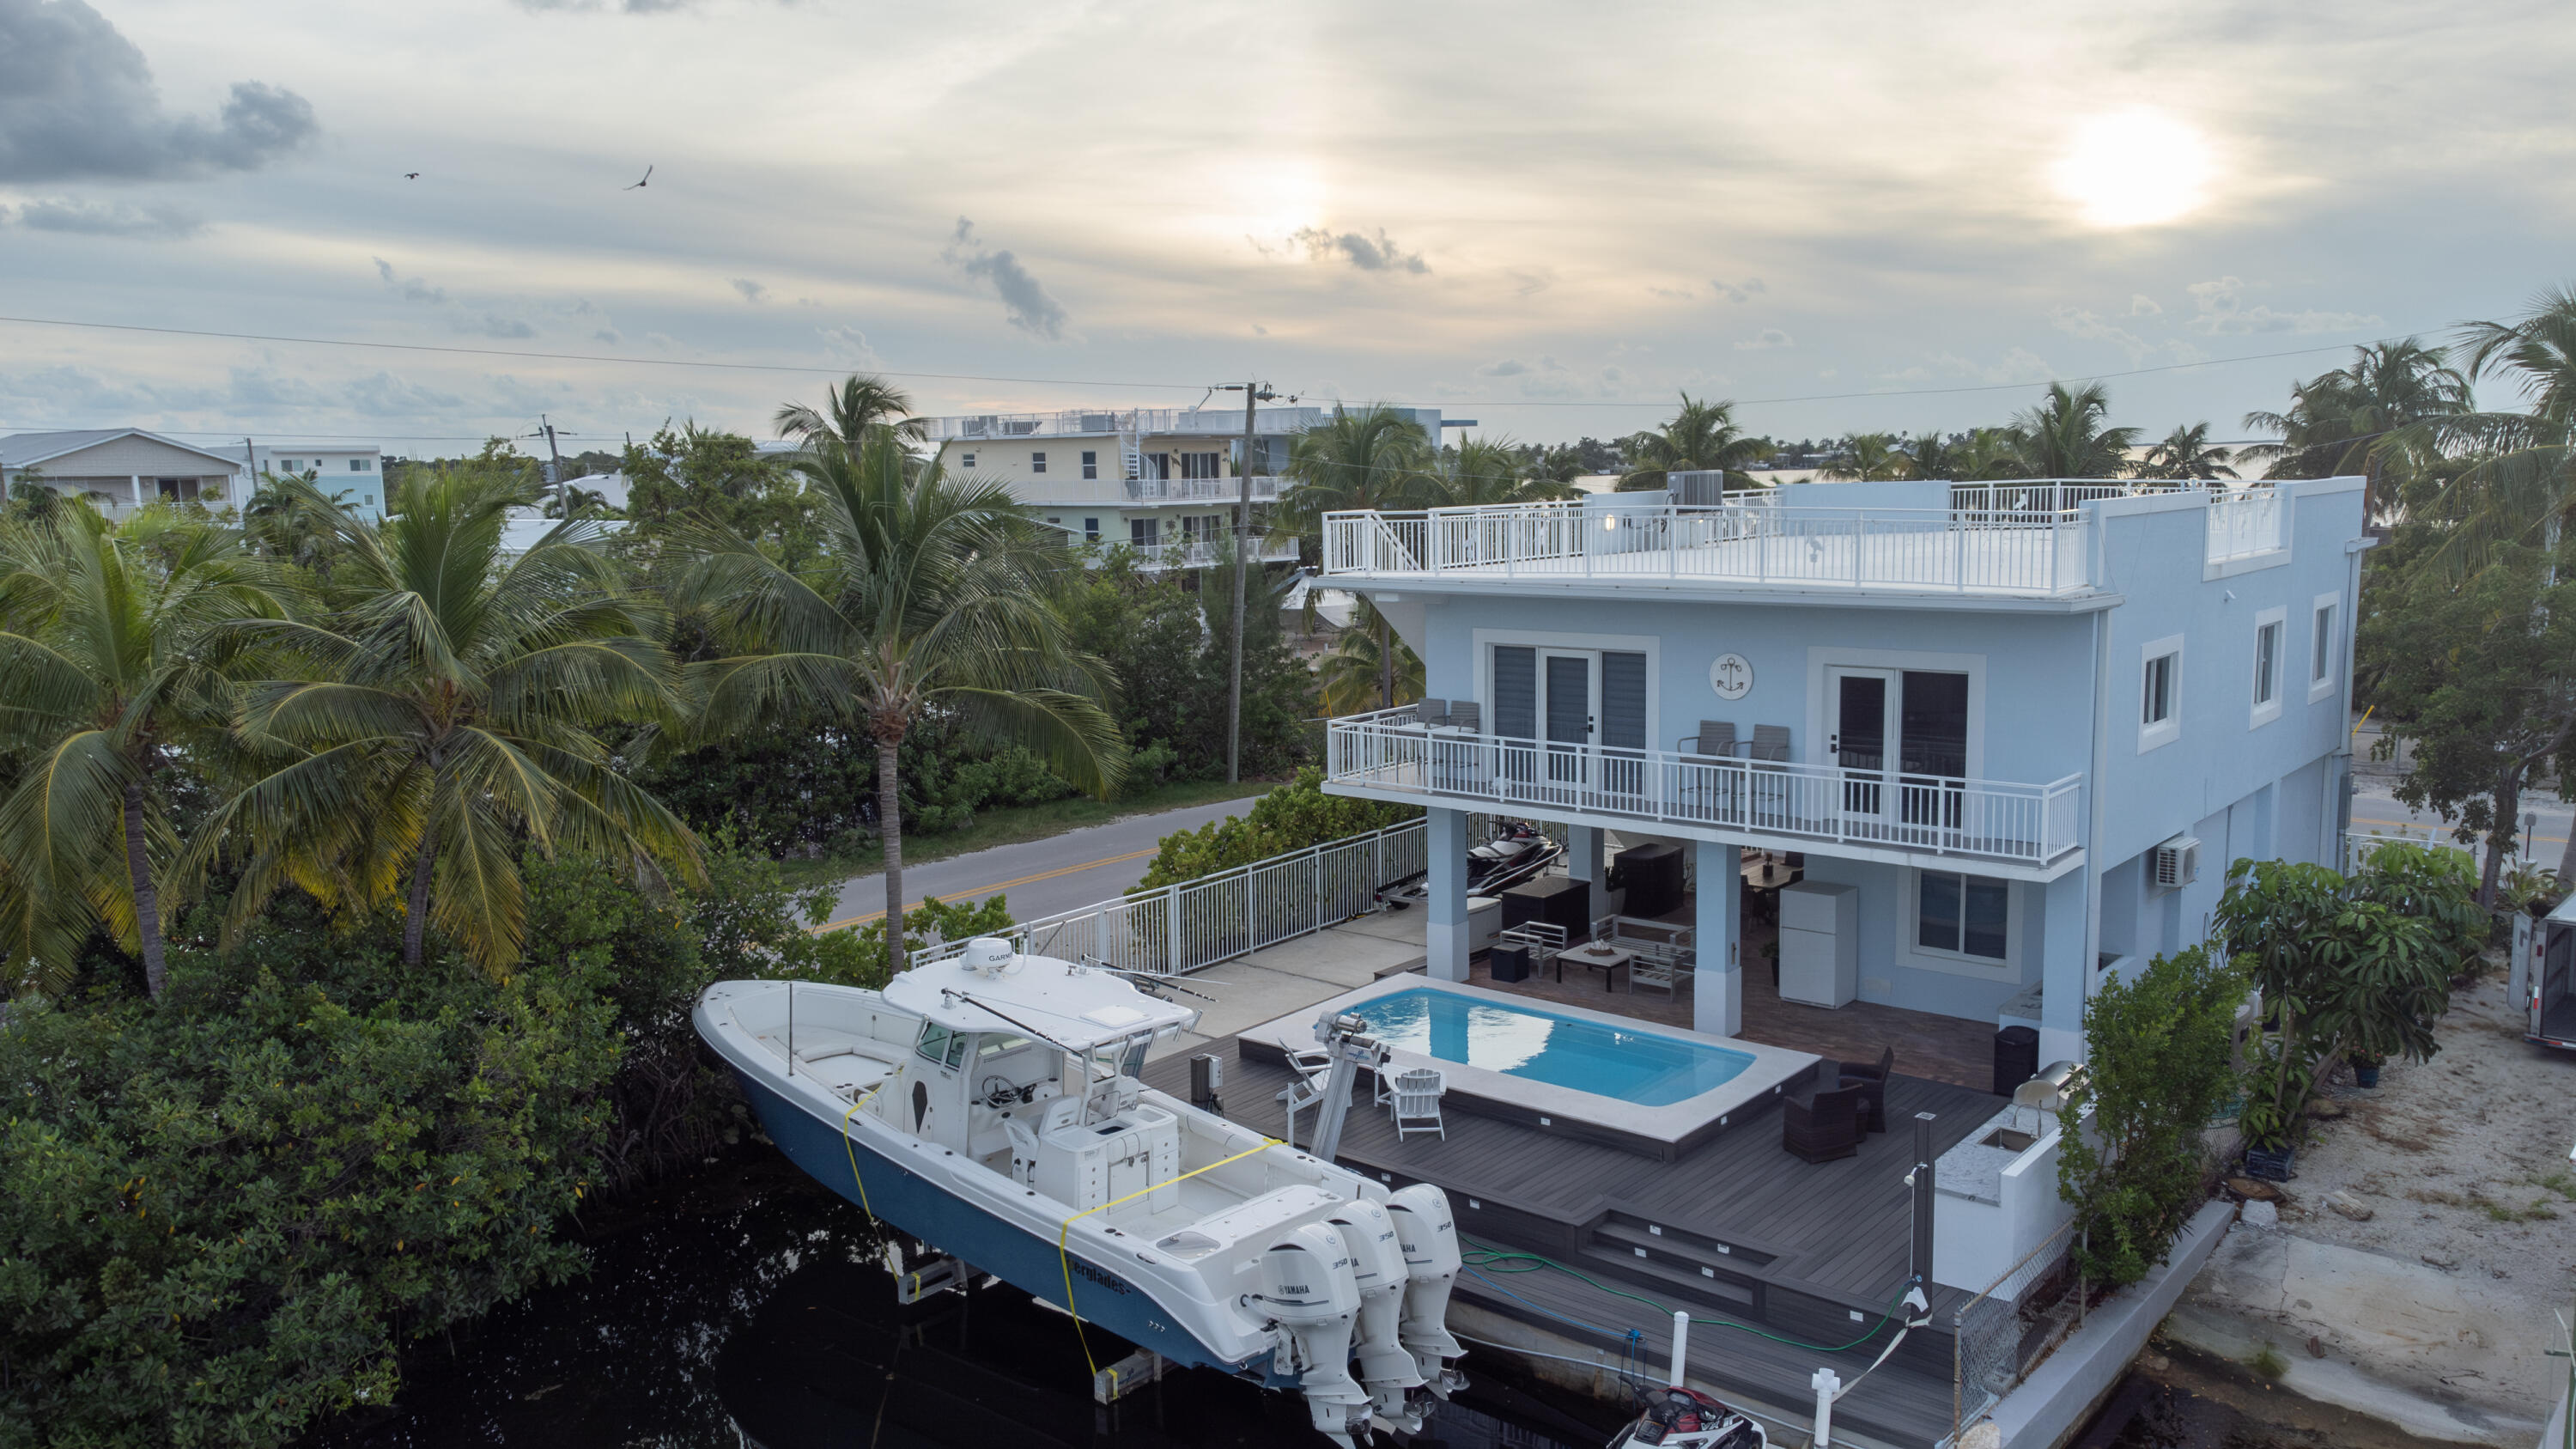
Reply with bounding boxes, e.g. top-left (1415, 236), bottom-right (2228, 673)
top-left (818, 795), bottom-right (1262, 931)
top-left (2350, 776), bottom-right (2572, 866)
